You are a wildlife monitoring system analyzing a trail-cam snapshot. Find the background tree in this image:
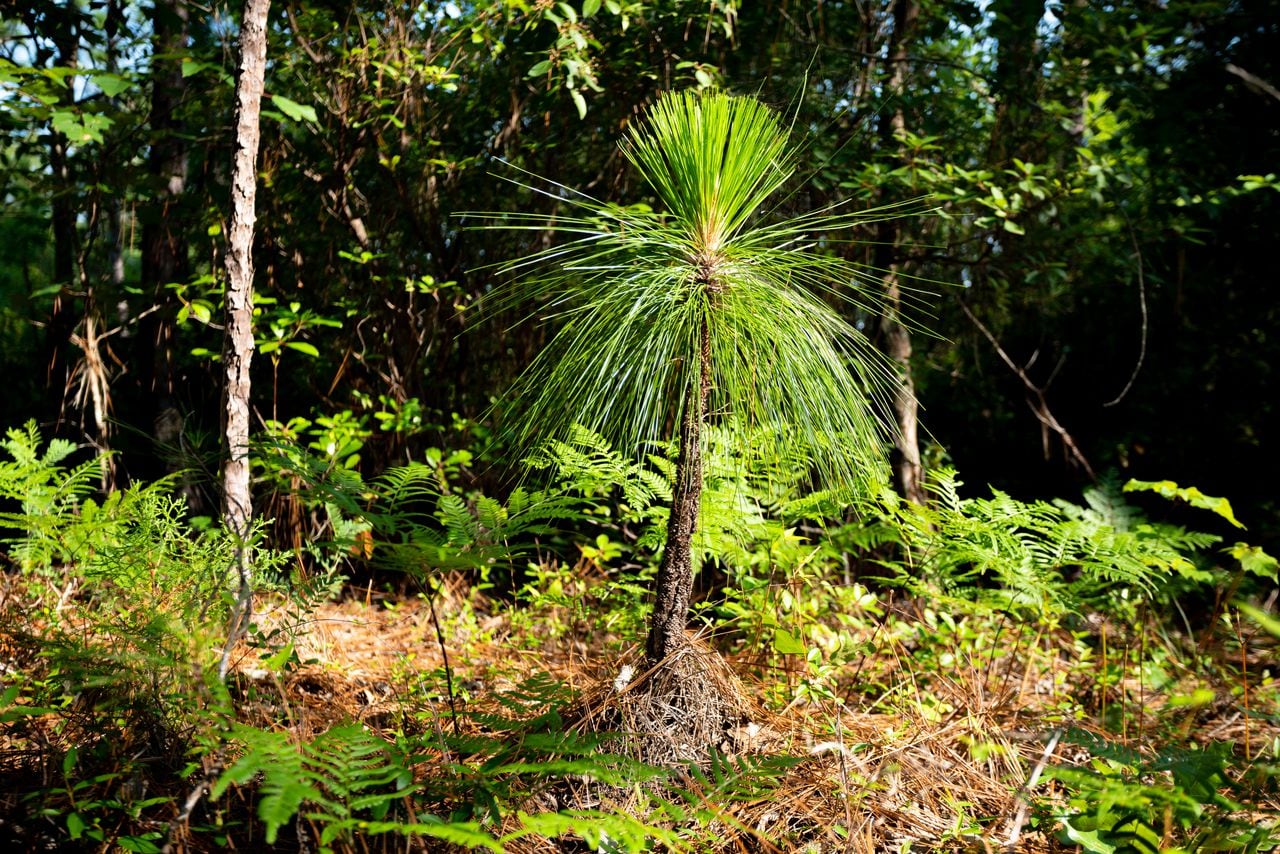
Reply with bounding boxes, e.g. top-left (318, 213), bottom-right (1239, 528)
top-left (138, 0), bottom-right (190, 472)
top-left (219, 0), bottom-right (269, 675)
top-left (0, 0), bottom-right (1276, 544)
